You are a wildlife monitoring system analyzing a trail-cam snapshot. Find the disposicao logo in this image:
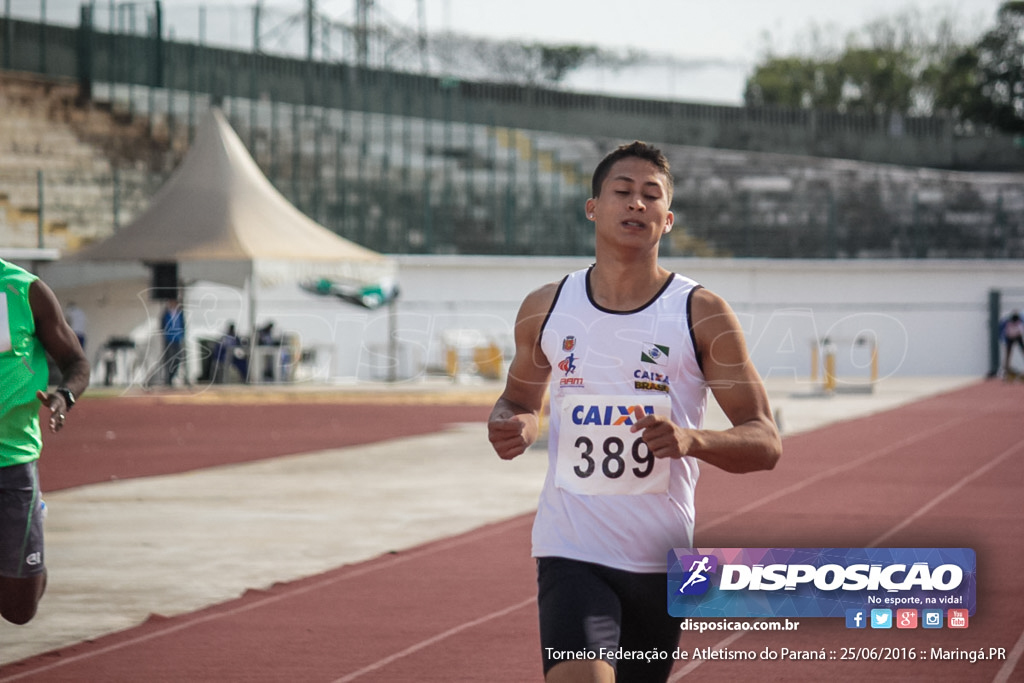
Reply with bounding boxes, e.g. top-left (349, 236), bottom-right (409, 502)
top-left (676, 555), bottom-right (718, 595)
top-left (667, 548), bottom-right (976, 619)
